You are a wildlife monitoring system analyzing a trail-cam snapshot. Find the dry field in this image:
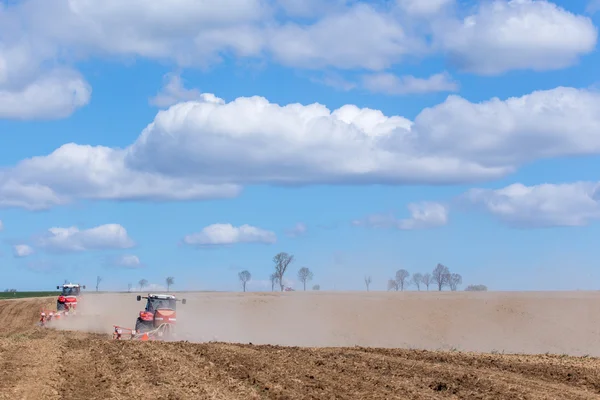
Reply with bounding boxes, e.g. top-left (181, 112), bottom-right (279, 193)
top-left (1, 291), bottom-right (600, 399)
